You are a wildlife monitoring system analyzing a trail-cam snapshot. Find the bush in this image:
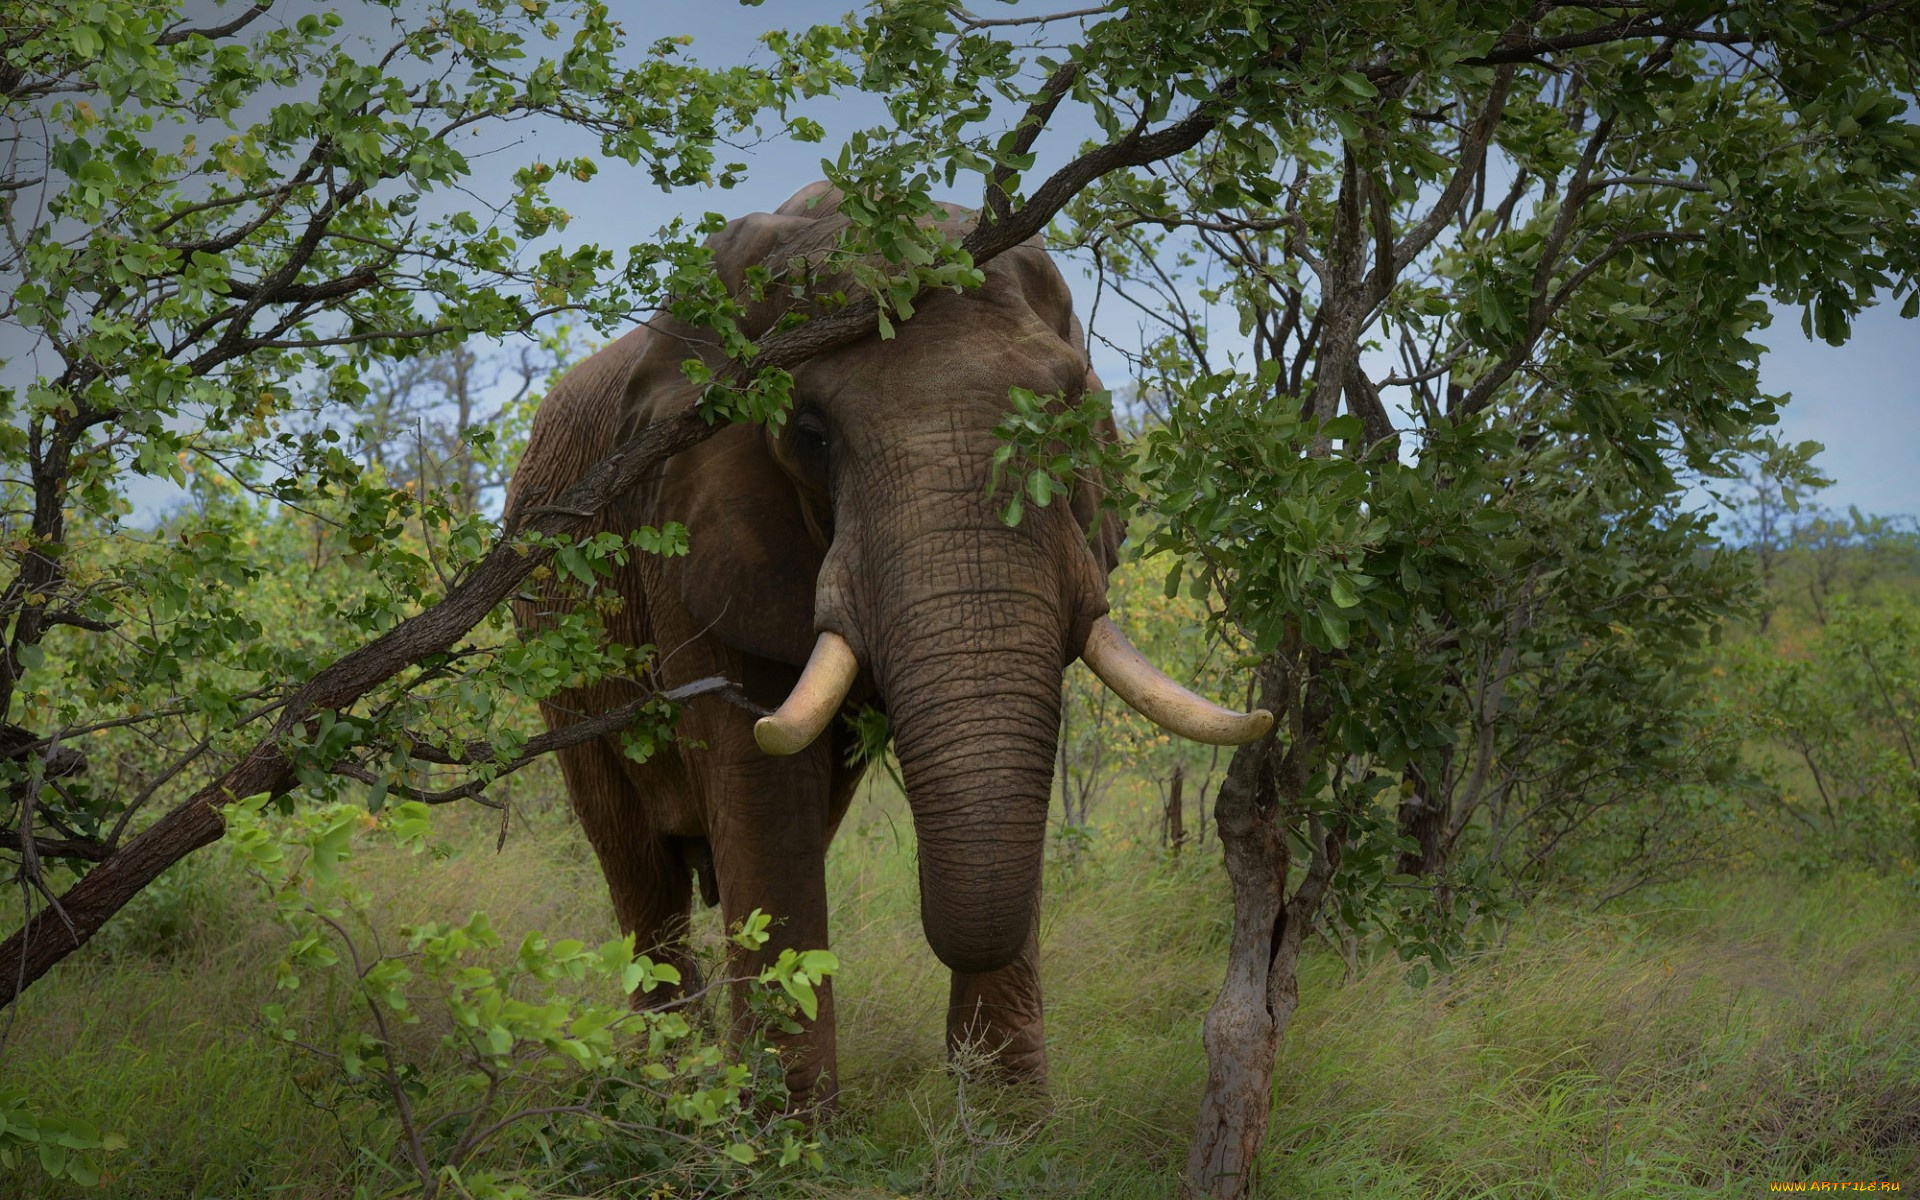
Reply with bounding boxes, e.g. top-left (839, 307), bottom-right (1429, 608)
top-left (1729, 597), bottom-right (1920, 874)
top-left (223, 797), bottom-right (834, 1200)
